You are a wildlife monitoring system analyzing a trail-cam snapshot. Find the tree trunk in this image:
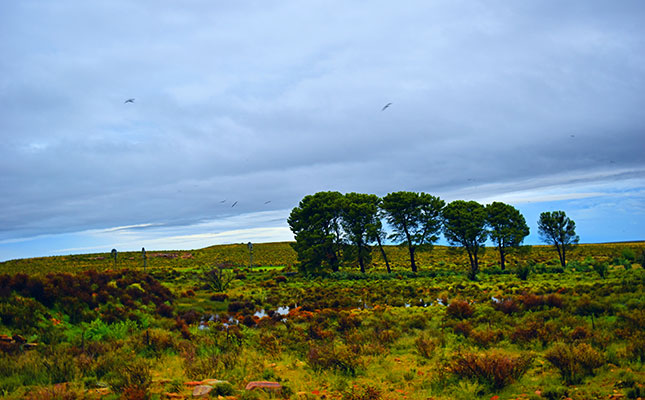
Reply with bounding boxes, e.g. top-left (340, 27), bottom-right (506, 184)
top-left (498, 244), bottom-right (506, 270)
top-left (467, 247), bottom-right (479, 280)
top-left (376, 235), bottom-right (391, 273)
top-left (358, 240), bottom-right (365, 273)
top-left (409, 245), bottom-right (417, 273)
top-left (555, 242), bottom-right (565, 267)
